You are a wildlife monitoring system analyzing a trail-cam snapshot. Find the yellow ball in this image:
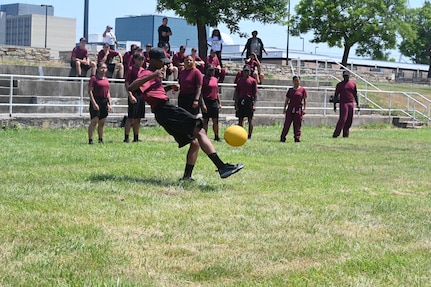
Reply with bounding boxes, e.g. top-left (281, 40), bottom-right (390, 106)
top-left (224, 125), bottom-right (248, 147)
